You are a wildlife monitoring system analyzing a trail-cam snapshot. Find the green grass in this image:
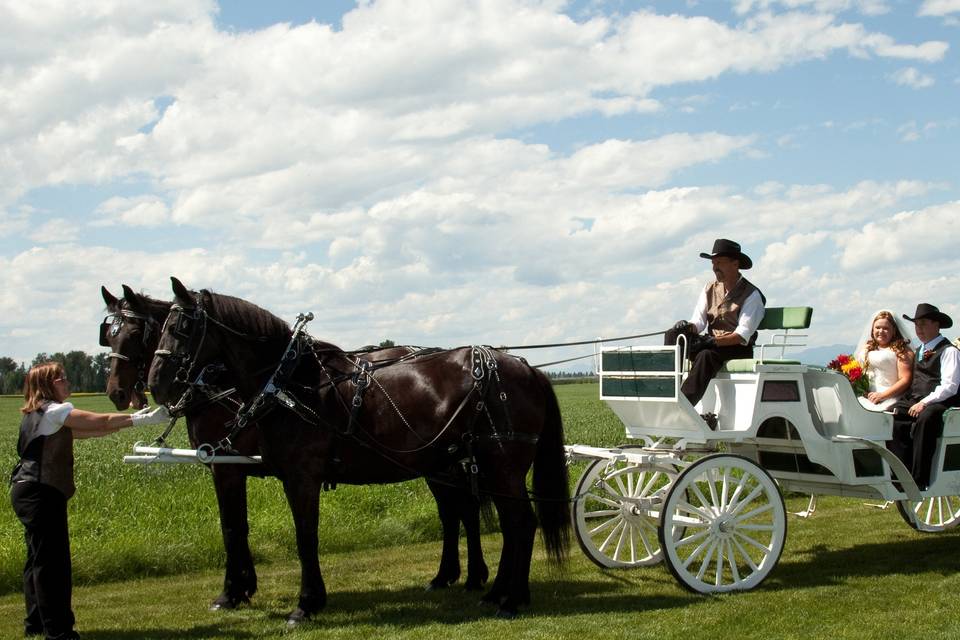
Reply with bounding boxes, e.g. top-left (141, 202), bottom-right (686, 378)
top-left (3, 386), bottom-right (960, 638)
